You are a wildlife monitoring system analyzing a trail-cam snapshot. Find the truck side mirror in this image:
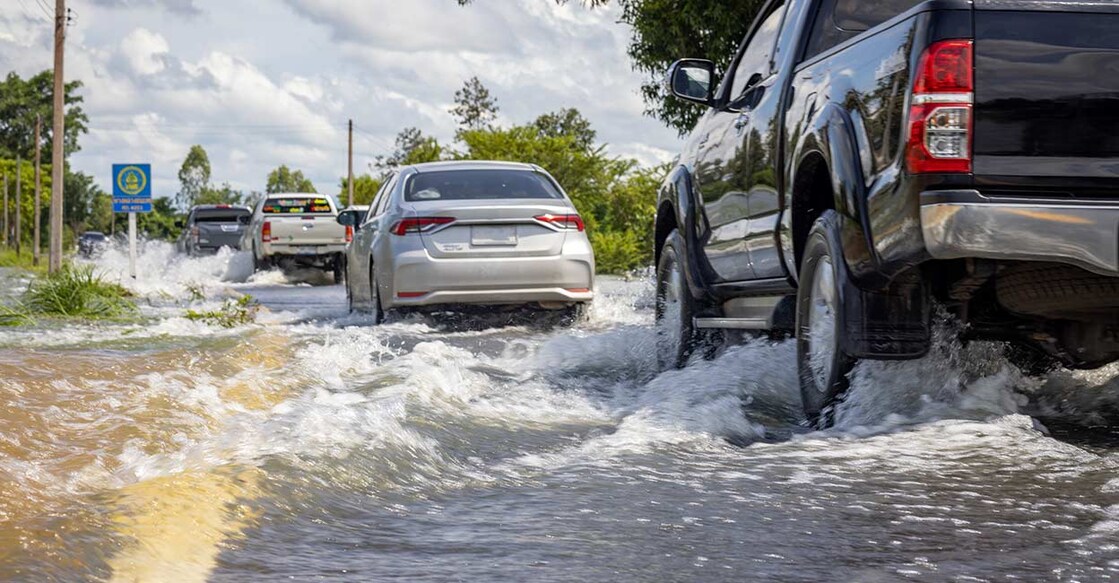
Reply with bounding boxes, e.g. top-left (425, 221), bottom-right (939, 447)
top-left (665, 59), bottom-right (716, 106)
